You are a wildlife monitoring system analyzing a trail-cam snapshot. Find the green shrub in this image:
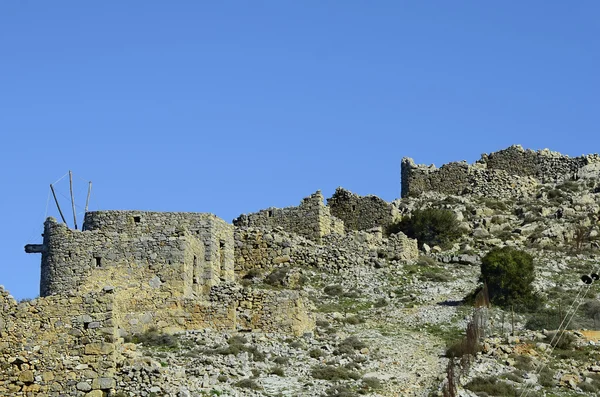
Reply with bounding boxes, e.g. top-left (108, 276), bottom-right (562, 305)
top-left (557, 180), bottom-right (579, 192)
top-left (545, 331), bottom-right (575, 350)
top-left (227, 335), bottom-right (248, 345)
top-left (578, 382), bottom-right (598, 393)
top-left (311, 365), bottom-right (360, 381)
top-left (242, 268), bottom-right (261, 280)
top-left (361, 376), bottom-right (383, 391)
top-left (525, 309), bottom-right (574, 331)
top-left (217, 374), bottom-right (228, 383)
top-left (480, 247), bottom-right (539, 310)
top-left (324, 285), bottom-right (344, 296)
top-left (343, 315), bottom-right (365, 325)
top-left (273, 356), bottom-right (289, 365)
top-left (309, 348), bottom-right (325, 359)
top-left (124, 327), bottom-right (178, 349)
top-left (264, 267), bottom-right (289, 287)
top-left (235, 379), bottom-right (261, 390)
top-left (538, 368), bottom-right (555, 387)
top-left (464, 376), bottom-right (518, 395)
top-left (316, 319), bottom-right (330, 328)
top-left (269, 366), bottom-right (285, 376)
top-left (388, 208), bottom-right (463, 248)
